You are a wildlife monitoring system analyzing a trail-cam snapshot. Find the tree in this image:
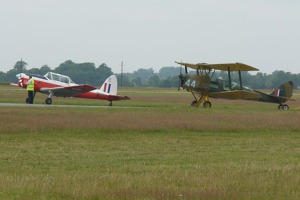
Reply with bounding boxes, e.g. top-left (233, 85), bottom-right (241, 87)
top-left (268, 70), bottom-right (289, 88)
top-left (159, 76), bottom-right (178, 88)
top-left (27, 68), bottom-right (41, 74)
top-left (132, 77), bottom-right (143, 87)
top-left (54, 60), bottom-right (101, 85)
top-left (148, 75), bottom-right (160, 87)
top-left (252, 72), bottom-right (267, 89)
top-left (40, 65), bottom-right (51, 75)
top-left (14, 60), bottom-right (27, 73)
top-left (116, 74), bottom-right (132, 87)
top-left (94, 63), bottom-right (113, 86)
top-left (132, 68), bottom-right (155, 84)
top-left (0, 71), bottom-right (7, 82)
top-left (158, 67), bottom-right (181, 79)
top-left (4, 69), bottom-right (19, 83)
